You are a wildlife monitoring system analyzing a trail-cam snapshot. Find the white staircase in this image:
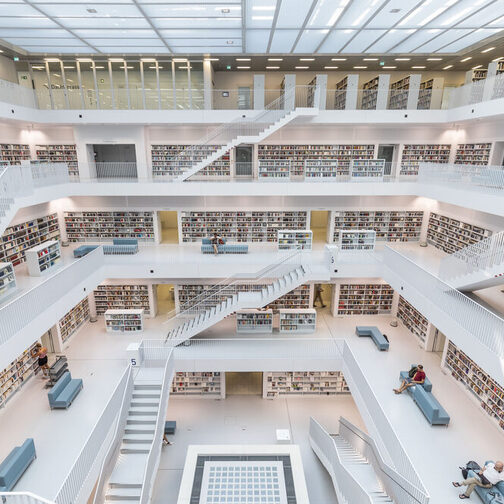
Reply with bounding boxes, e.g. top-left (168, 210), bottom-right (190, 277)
top-left (439, 231), bottom-right (504, 291)
top-left (332, 436), bottom-right (393, 503)
top-left (165, 263), bottom-right (318, 344)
